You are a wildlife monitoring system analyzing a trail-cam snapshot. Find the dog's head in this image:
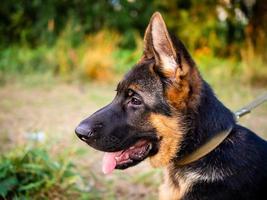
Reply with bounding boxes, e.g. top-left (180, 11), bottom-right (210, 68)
top-left (75, 12), bottom-right (202, 174)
